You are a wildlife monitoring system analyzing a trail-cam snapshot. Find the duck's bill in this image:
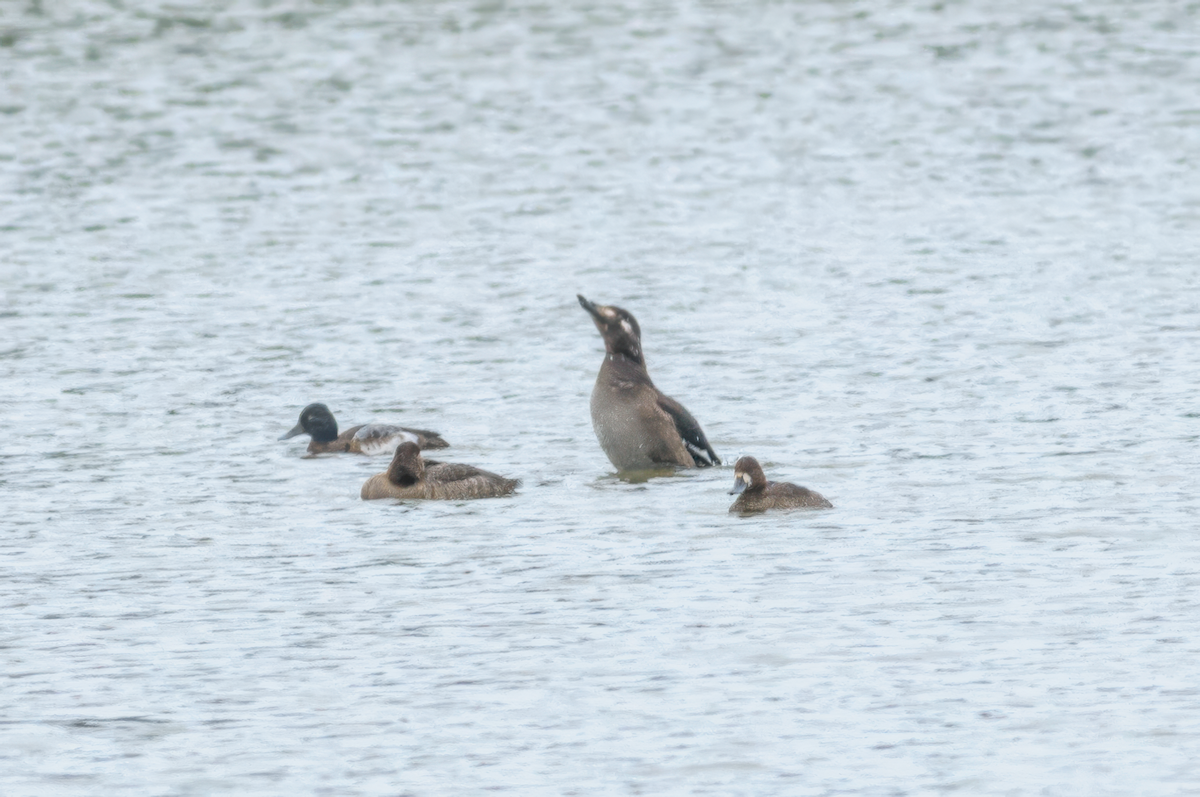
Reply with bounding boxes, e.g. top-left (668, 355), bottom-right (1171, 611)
top-left (729, 477), bottom-right (747, 496)
top-left (279, 422), bottom-right (305, 440)
top-left (577, 294), bottom-right (602, 319)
